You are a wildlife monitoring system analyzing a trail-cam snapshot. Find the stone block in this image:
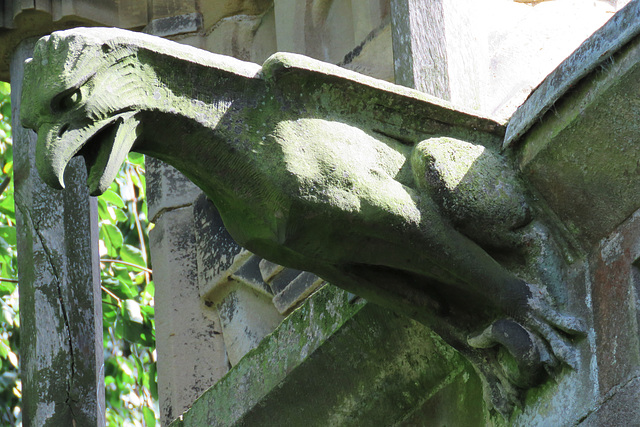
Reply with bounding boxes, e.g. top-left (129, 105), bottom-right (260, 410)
top-left (192, 193), bottom-right (282, 367)
top-left (12, 38), bottom-right (104, 427)
top-left (512, 14), bottom-right (640, 247)
top-left (150, 206), bottom-right (228, 426)
top-left (580, 376), bottom-right (640, 426)
top-left (589, 212), bottom-right (640, 396)
top-left (192, 193), bottom-right (251, 301)
top-left (391, 0), bottom-right (483, 110)
top-left (143, 12), bottom-right (203, 38)
top-left (230, 254), bottom-right (272, 296)
top-left (258, 258), bottom-right (284, 283)
top-left (203, 8), bottom-right (277, 63)
top-left (398, 366), bottom-right (486, 427)
top-left (272, 272), bottom-right (324, 315)
top-left (145, 156), bottom-right (202, 223)
top-left (340, 19), bottom-right (394, 82)
top-left (198, 0), bottom-right (272, 33)
top-left (351, 0), bottom-right (389, 44)
top-left (274, 0), bottom-right (356, 64)
top-left (150, 0), bottom-right (197, 21)
top-left (215, 283), bottom-right (284, 366)
top-left (263, 266), bottom-right (302, 295)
